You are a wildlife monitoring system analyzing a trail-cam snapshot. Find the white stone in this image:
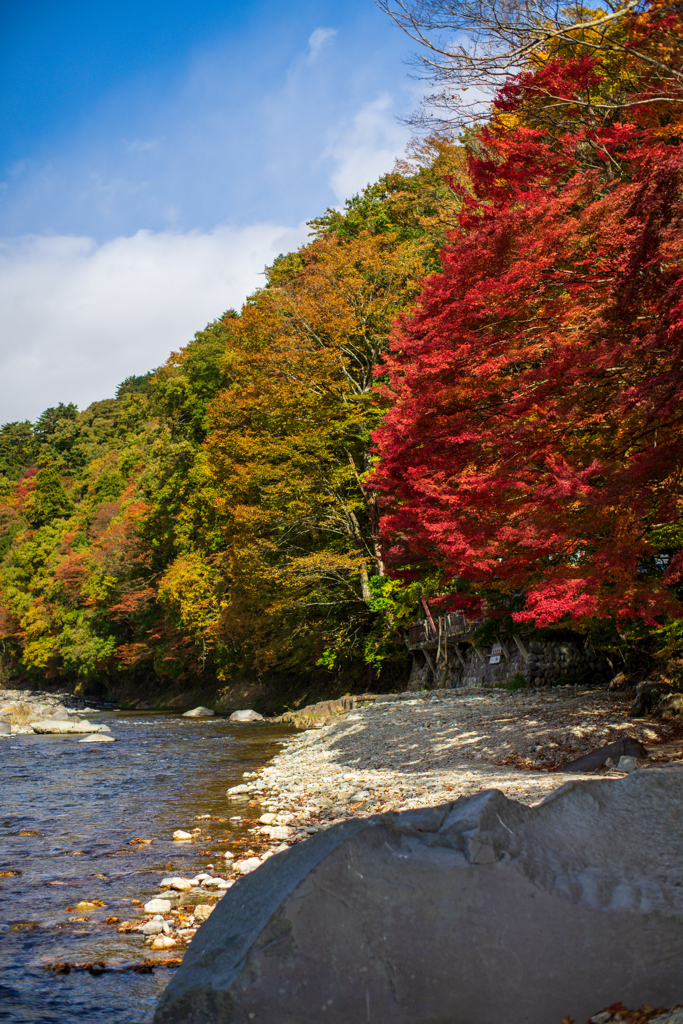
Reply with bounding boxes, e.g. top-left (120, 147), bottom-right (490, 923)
top-left (233, 857), bottom-right (262, 875)
top-left (226, 784), bottom-right (250, 795)
top-left (267, 826), bottom-right (293, 841)
top-left (259, 813), bottom-right (277, 824)
top-left (172, 830), bottom-right (193, 841)
top-left (142, 919), bottom-right (165, 935)
top-left (144, 898), bottom-right (172, 914)
top-left (182, 707), bottom-right (215, 717)
top-left (617, 756), bottom-right (640, 772)
top-left (223, 851), bottom-right (235, 861)
top-left (77, 734), bottom-right (115, 743)
top-left (229, 709), bottom-right (264, 723)
top-left (160, 877), bottom-right (194, 891)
